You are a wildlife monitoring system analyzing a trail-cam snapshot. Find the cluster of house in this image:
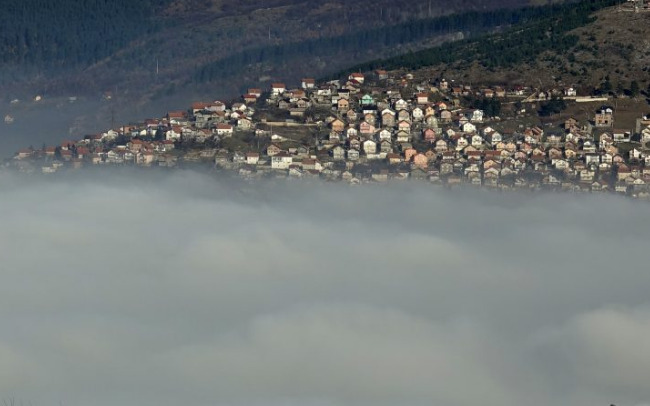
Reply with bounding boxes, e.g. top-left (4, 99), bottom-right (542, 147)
top-left (11, 99), bottom-right (258, 172)
top-left (9, 69), bottom-right (650, 198)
